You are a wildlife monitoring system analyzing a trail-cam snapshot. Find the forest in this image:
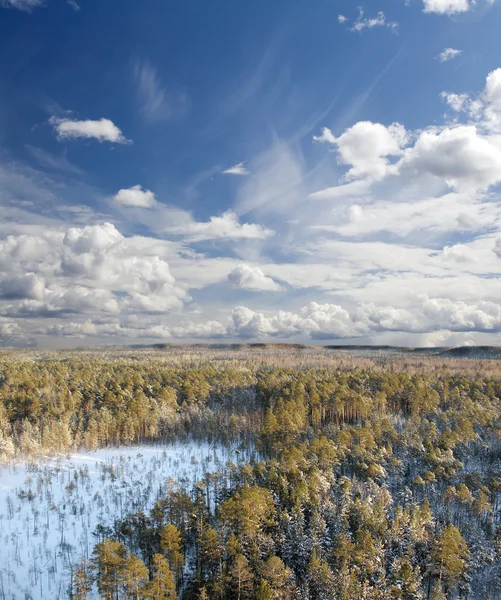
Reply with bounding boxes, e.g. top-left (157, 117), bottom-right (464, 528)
top-left (0, 346), bottom-right (500, 600)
